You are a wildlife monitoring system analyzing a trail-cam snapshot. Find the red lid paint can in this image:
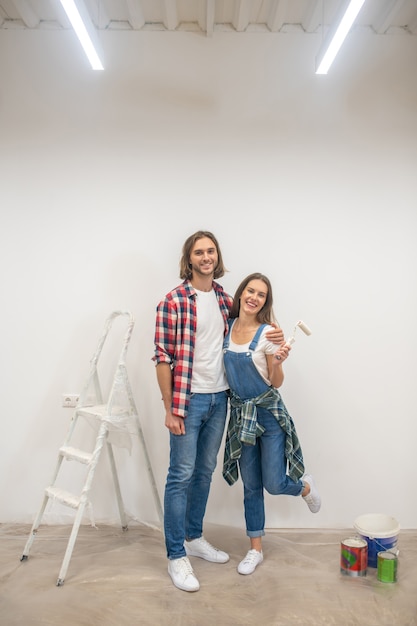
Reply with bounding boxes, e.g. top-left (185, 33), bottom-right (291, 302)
top-left (340, 537), bottom-right (368, 577)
